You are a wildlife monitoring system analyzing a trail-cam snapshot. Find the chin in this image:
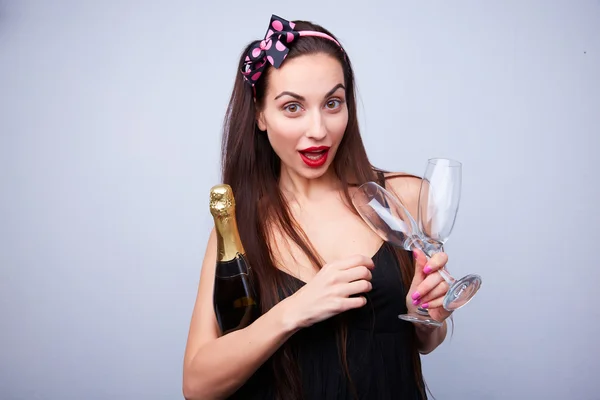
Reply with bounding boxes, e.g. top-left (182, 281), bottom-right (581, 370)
top-left (297, 163), bottom-right (335, 180)
top-left (298, 169), bottom-right (327, 180)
